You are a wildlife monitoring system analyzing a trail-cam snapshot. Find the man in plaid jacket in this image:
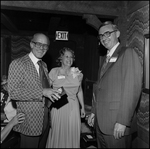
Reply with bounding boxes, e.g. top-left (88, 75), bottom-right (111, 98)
top-left (7, 33), bottom-right (60, 148)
